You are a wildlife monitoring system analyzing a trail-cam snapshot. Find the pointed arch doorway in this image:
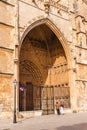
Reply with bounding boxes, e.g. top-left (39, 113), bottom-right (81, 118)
top-left (19, 21), bottom-right (71, 115)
